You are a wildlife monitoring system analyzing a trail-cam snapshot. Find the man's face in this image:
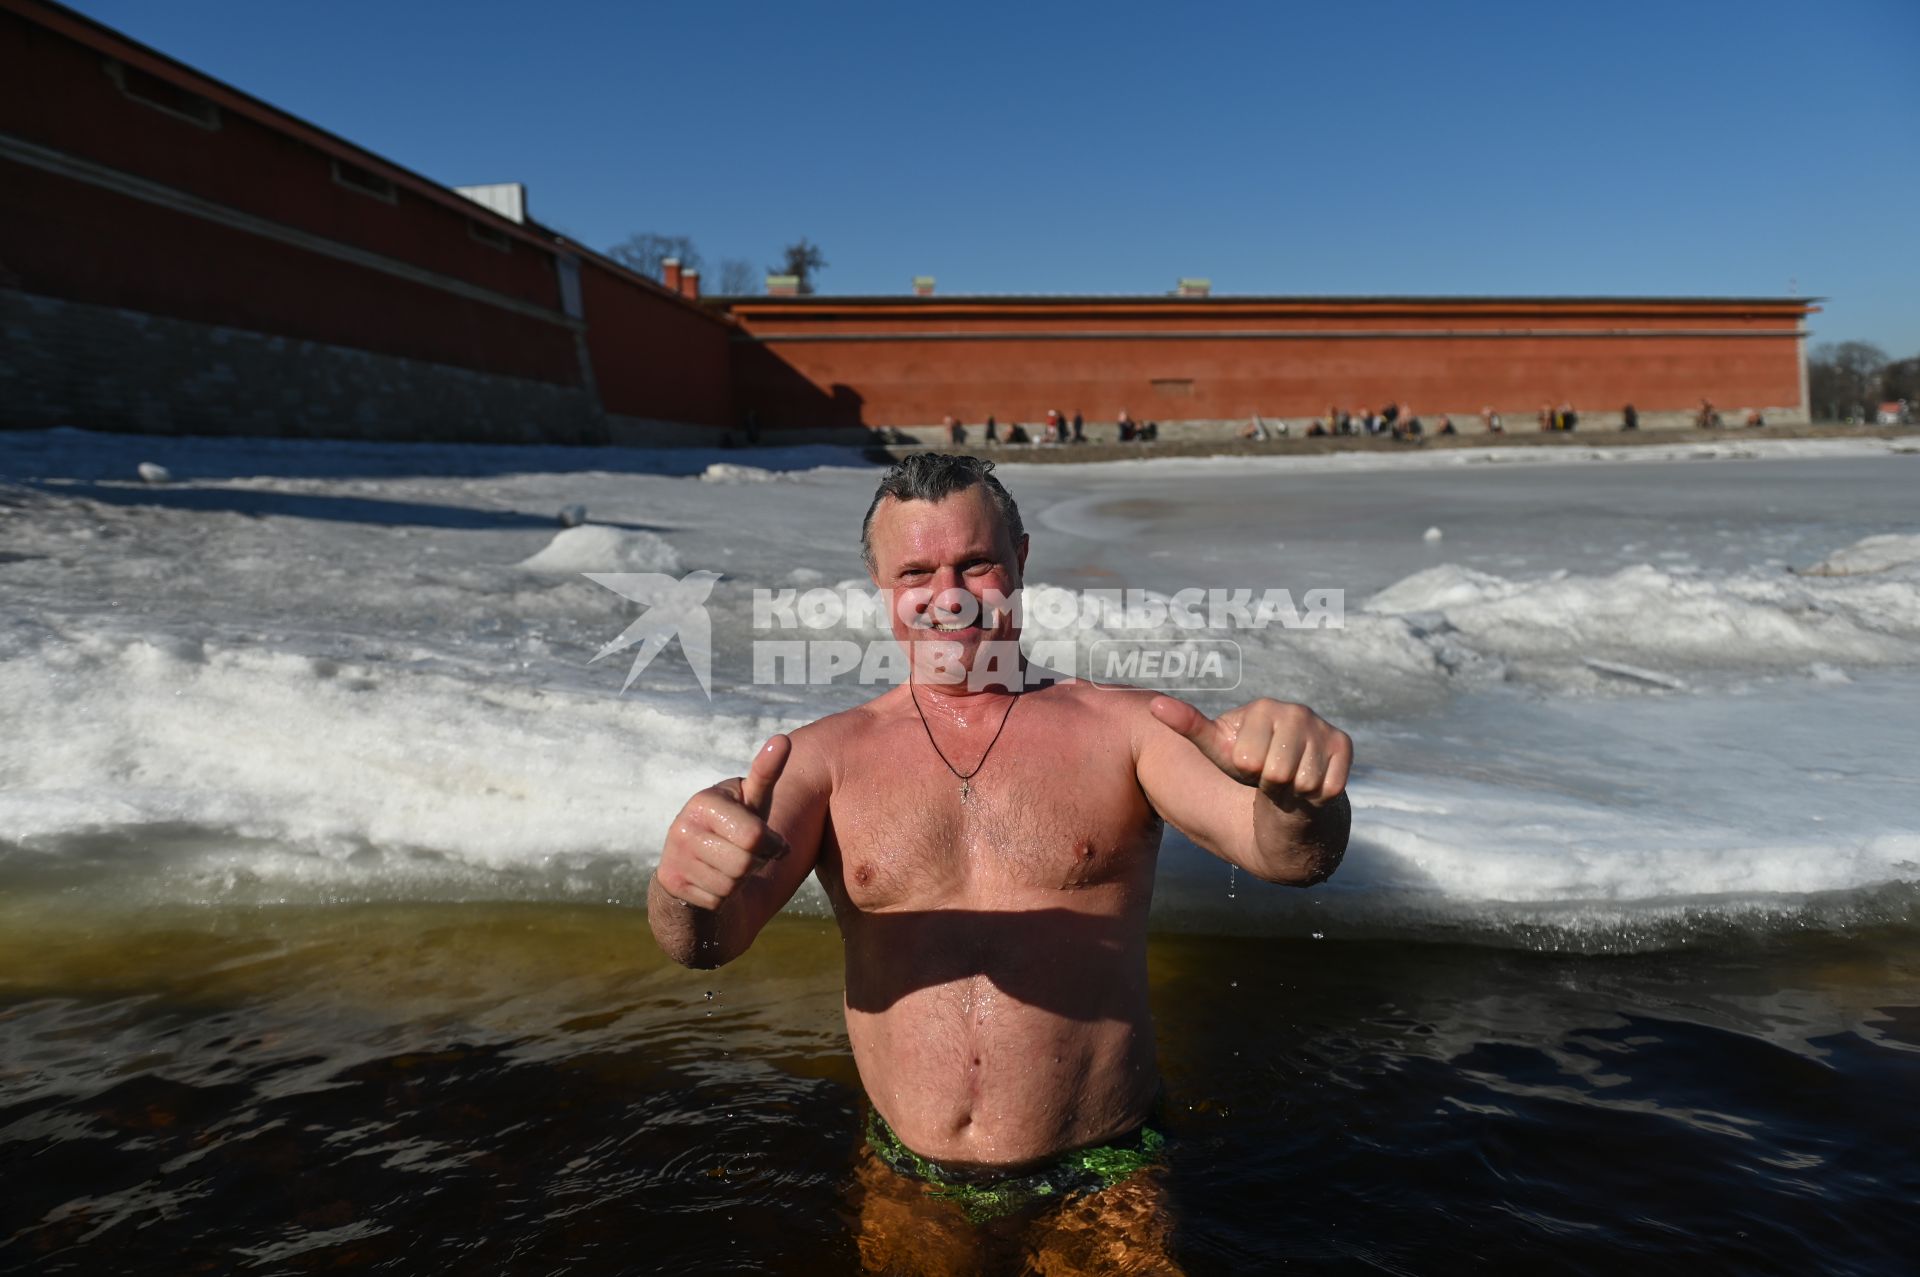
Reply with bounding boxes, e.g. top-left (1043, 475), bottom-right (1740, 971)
top-left (867, 484), bottom-right (1028, 671)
